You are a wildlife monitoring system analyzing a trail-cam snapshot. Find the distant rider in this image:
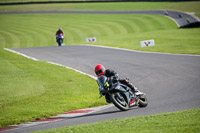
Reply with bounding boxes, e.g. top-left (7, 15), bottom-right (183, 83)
top-left (95, 64), bottom-right (137, 103)
top-left (56, 28), bottom-right (64, 45)
top-left (56, 28), bottom-right (64, 38)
